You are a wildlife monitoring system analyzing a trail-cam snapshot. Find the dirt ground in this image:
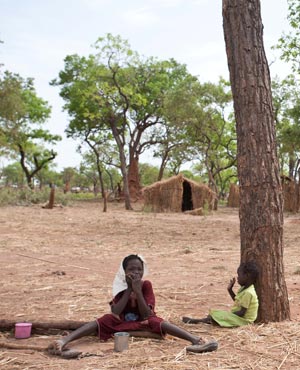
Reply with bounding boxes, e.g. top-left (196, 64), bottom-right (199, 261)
top-left (0, 200), bottom-right (299, 370)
